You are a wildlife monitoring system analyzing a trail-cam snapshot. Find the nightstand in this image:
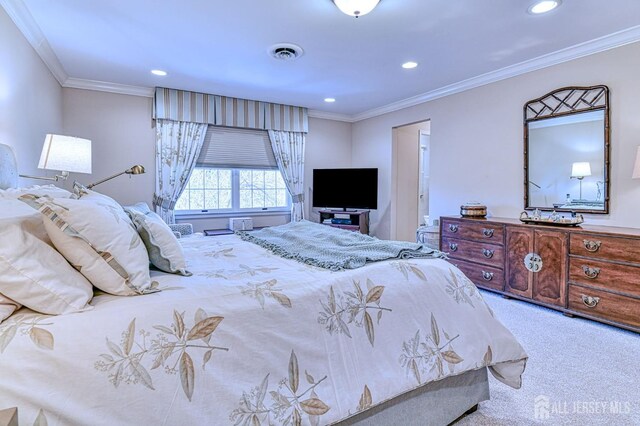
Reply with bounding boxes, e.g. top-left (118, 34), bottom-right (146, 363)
top-left (0, 408), bottom-right (17, 426)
